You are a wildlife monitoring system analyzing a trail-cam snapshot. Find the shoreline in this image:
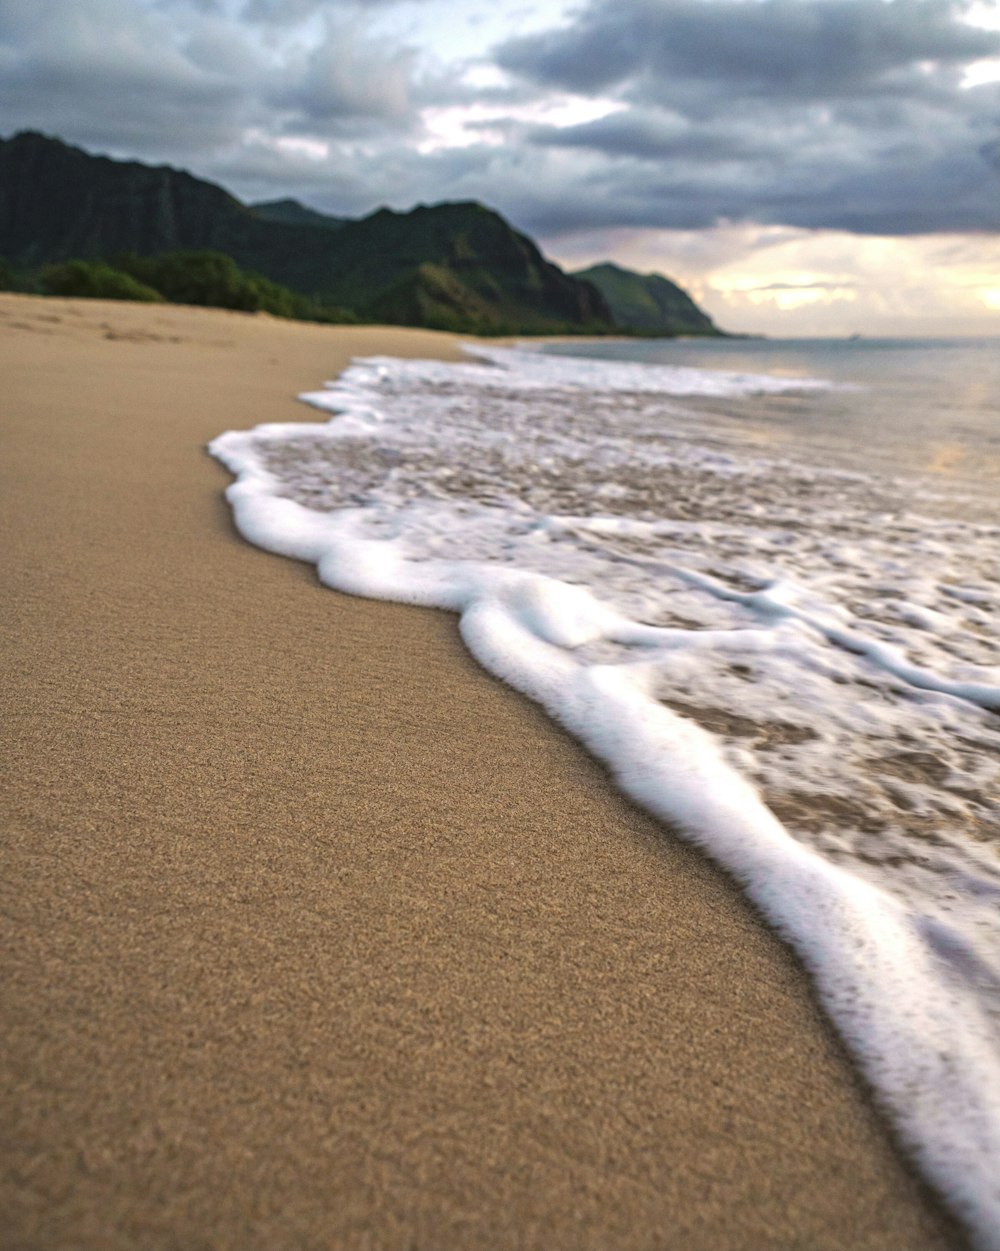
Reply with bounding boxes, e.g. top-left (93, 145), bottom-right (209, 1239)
top-left (0, 293), bottom-right (966, 1249)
